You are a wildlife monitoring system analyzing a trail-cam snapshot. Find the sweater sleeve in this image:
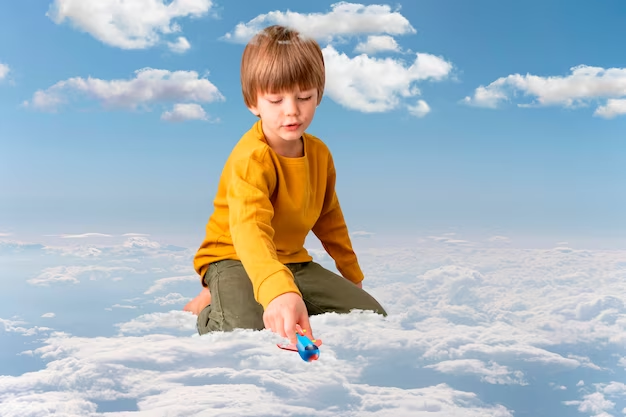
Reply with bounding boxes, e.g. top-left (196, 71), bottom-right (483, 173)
top-left (311, 153), bottom-right (364, 284)
top-left (227, 154), bottom-right (302, 309)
